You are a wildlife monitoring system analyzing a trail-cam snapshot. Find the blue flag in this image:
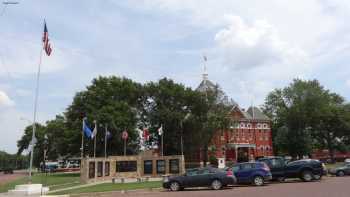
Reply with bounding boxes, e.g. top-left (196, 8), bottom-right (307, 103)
top-left (83, 119), bottom-right (93, 139)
